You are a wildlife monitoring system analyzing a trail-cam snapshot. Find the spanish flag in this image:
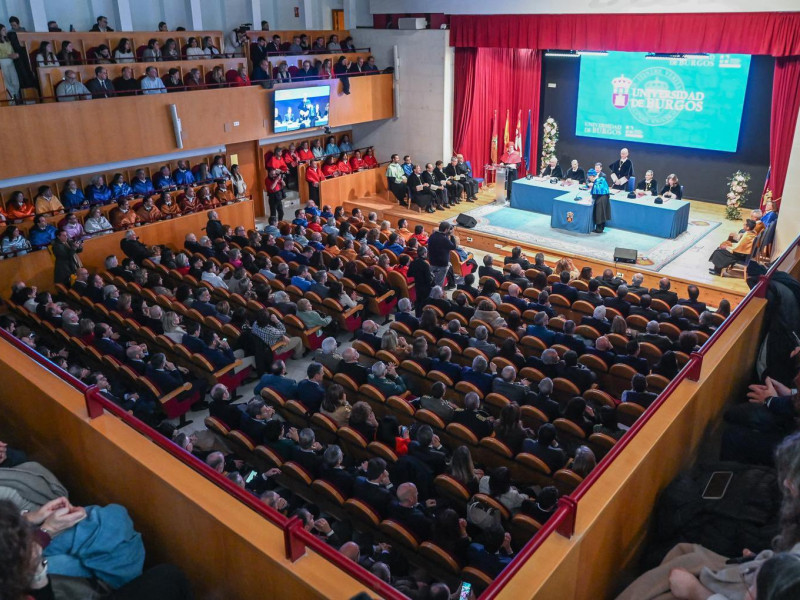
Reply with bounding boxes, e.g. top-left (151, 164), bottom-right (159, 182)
top-left (514, 110), bottom-right (522, 152)
top-left (490, 109), bottom-right (498, 164)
